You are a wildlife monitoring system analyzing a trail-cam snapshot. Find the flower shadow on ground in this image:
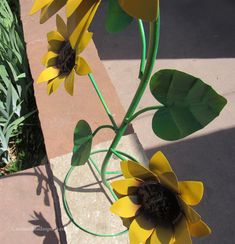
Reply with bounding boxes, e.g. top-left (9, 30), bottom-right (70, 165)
top-left (29, 211), bottom-right (59, 244)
